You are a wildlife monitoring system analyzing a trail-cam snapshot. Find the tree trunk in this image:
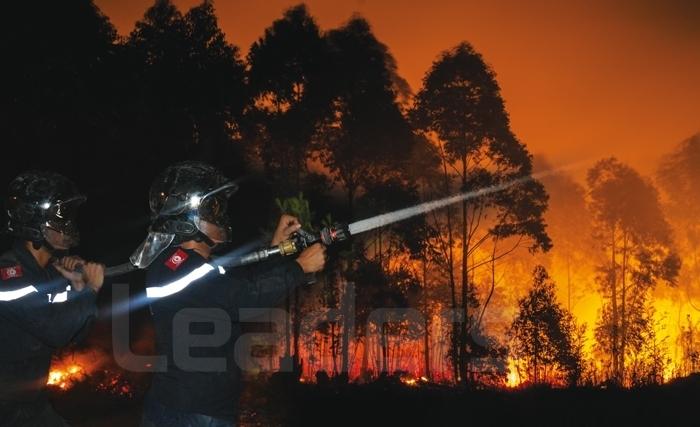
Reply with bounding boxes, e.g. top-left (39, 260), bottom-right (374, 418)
top-left (285, 293), bottom-right (291, 357)
top-left (331, 322), bottom-right (338, 375)
top-left (341, 280), bottom-right (352, 375)
top-left (361, 336), bottom-right (370, 379)
top-left (459, 154), bottom-right (469, 384)
top-left (447, 207), bottom-right (458, 382)
top-left (381, 323), bottom-right (388, 372)
top-left (620, 232), bottom-right (629, 384)
top-left (533, 335), bottom-right (539, 384)
top-left (422, 256), bottom-right (432, 381)
top-left (293, 287), bottom-right (301, 370)
top-left (567, 252), bottom-right (572, 311)
top-left (439, 145), bottom-right (459, 382)
top-left (610, 225), bottom-right (620, 383)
